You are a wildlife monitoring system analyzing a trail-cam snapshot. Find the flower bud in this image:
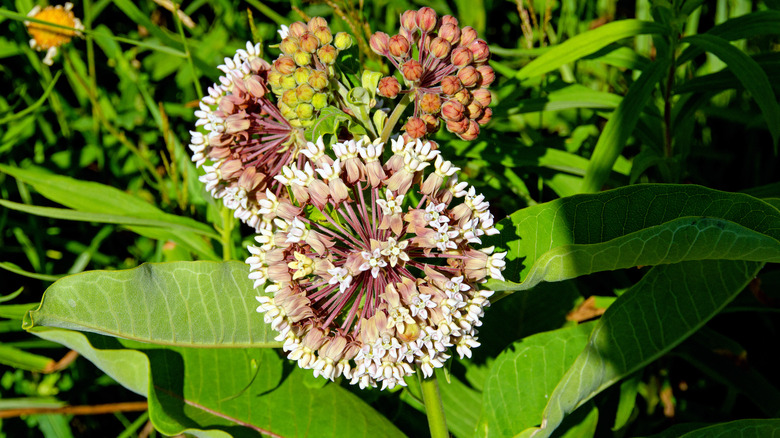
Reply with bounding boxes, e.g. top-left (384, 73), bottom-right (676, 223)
top-left (416, 7), bottom-right (437, 32)
top-left (466, 101), bottom-right (483, 119)
top-left (469, 39), bottom-right (490, 63)
top-left (334, 32), bottom-right (353, 50)
top-left (293, 50), bottom-right (312, 66)
top-left (370, 32), bottom-right (390, 55)
top-left (400, 10), bottom-right (418, 32)
top-left (312, 92), bottom-right (328, 109)
top-left (451, 47), bottom-right (473, 68)
top-left (279, 102), bottom-right (296, 120)
top-left (439, 23), bottom-right (461, 45)
top-left (401, 59), bottom-right (423, 82)
top-left (296, 83), bottom-right (315, 102)
top-left (441, 100), bottom-right (465, 121)
top-left (476, 107), bottom-right (492, 125)
top-left (420, 114), bottom-right (440, 133)
top-left (388, 34), bottom-right (410, 58)
top-left (460, 26), bottom-right (477, 47)
top-left (459, 120), bottom-right (480, 140)
top-left (441, 15), bottom-right (458, 27)
top-left (274, 56), bottom-right (297, 75)
top-left (267, 71), bottom-right (282, 88)
top-left (308, 17), bottom-right (328, 31)
top-left (308, 70), bottom-right (329, 90)
top-left (441, 75), bottom-right (462, 96)
top-left (246, 76), bottom-right (266, 97)
top-left (377, 76), bottom-right (401, 98)
top-left (282, 89), bottom-right (299, 106)
top-left (429, 37), bottom-right (451, 59)
top-left (404, 117), bottom-right (427, 138)
top-left (317, 44), bottom-right (337, 64)
top-left (294, 67), bottom-right (311, 84)
top-left (289, 21), bottom-right (308, 39)
top-left (476, 65), bottom-right (495, 87)
top-left (458, 65), bottom-right (480, 88)
top-left (314, 26), bottom-right (333, 45)
top-left (280, 37), bottom-right (299, 55)
top-left (299, 32), bottom-right (320, 53)
top-left (420, 93), bottom-right (441, 114)
top-left (280, 74), bottom-right (297, 90)
top-left (445, 118), bottom-right (469, 134)
top-left (453, 88), bottom-right (472, 105)
top-left (472, 88), bottom-right (492, 107)
top-left (296, 103), bottom-right (314, 119)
